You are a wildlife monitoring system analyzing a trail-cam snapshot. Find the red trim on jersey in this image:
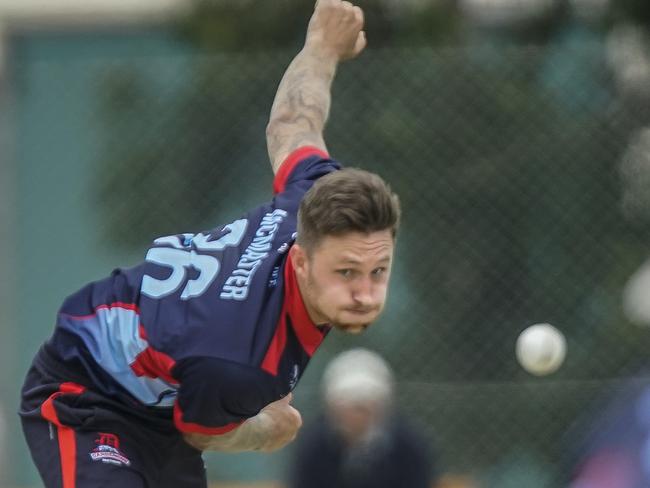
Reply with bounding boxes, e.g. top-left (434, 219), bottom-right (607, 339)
top-left (130, 326), bottom-right (178, 384)
top-left (283, 256), bottom-right (328, 356)
top-left (138, 324), bottom-right (149, 340)
top-left (260, 313), bottom-right (288, 376)
top-left (131, 348), bottom-right (178, 384)
top-left (59, 302), bottom-right (140, 321)
top-left (273, 146), bottom-right (329, 194)
top-left (173, 402), bottom-right (243, 435)
top-left (260, 256), bottom-right (327, 376)
top-left (40, 383), bottom-right (86, 488)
